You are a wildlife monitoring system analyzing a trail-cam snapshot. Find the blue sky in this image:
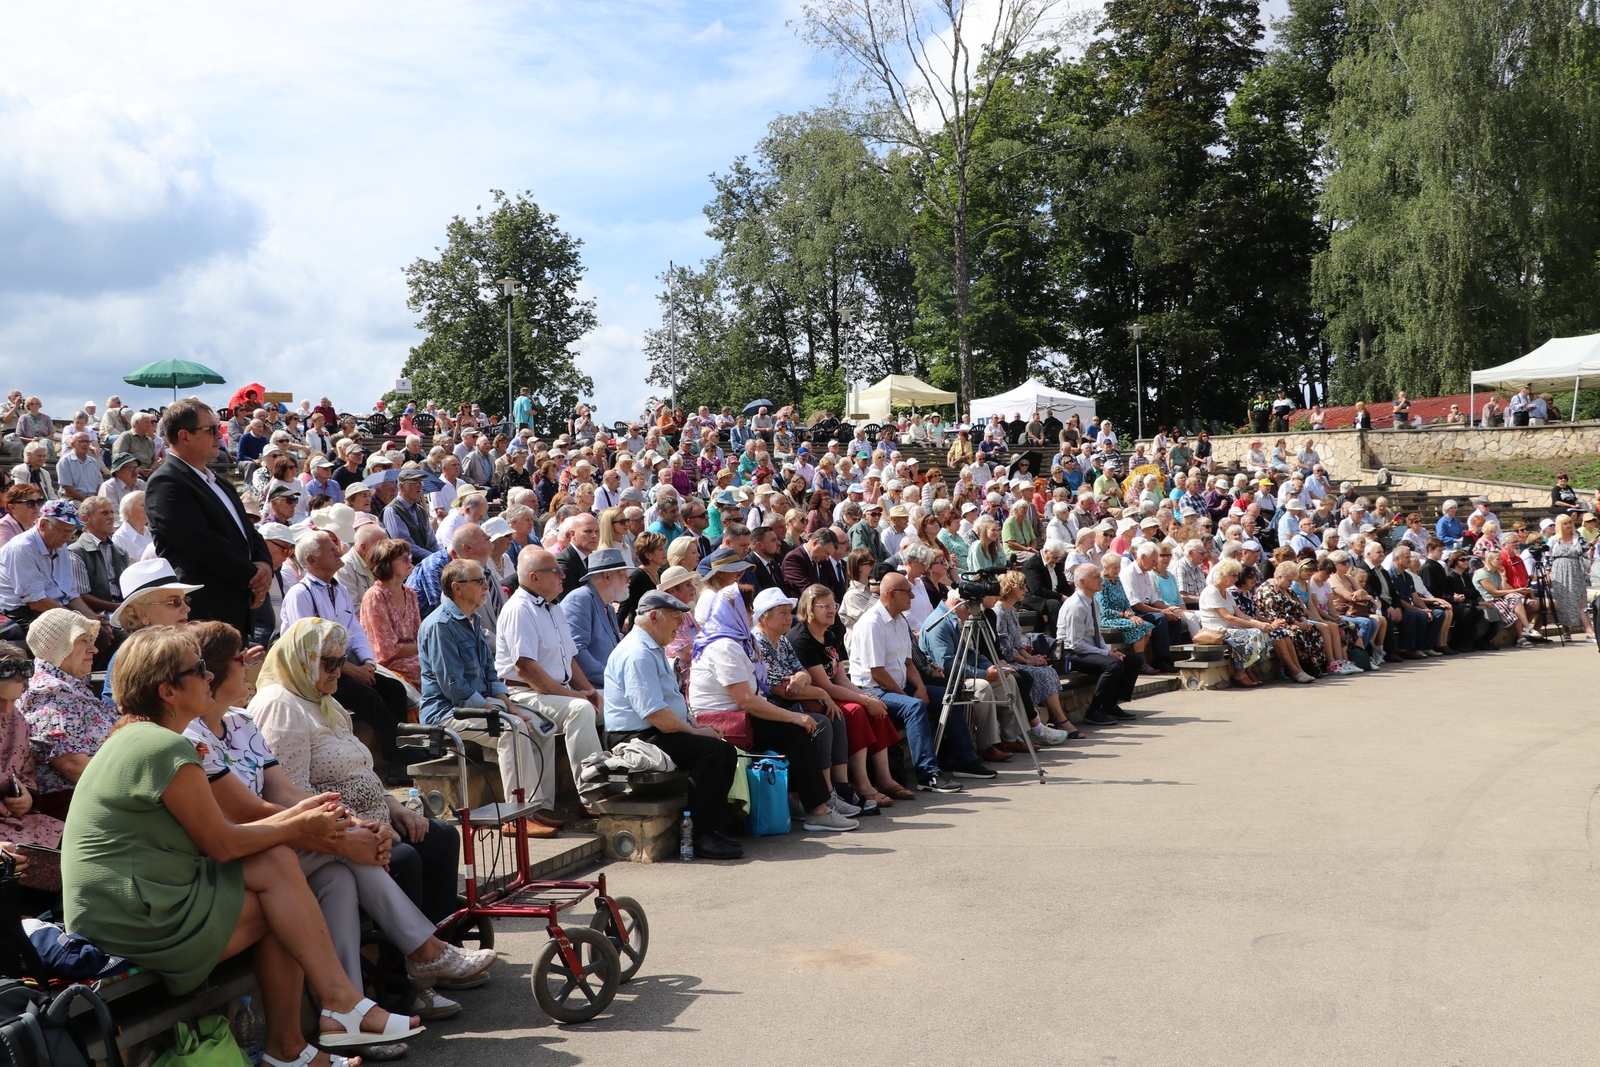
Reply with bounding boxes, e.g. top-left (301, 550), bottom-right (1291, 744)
top-left (0, 0), bottom-right (1288, 423)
